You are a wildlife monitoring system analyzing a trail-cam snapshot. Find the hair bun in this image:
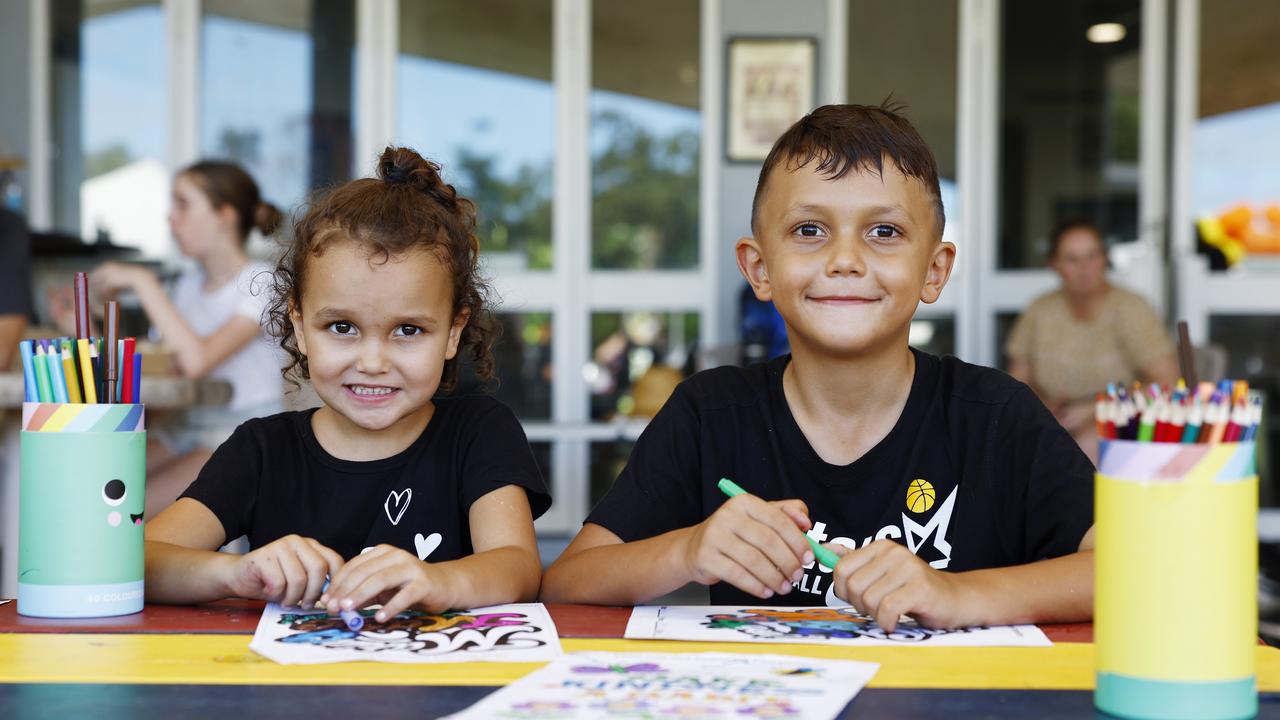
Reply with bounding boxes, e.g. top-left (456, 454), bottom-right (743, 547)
top-left (254, 201), bottom-right (284, 236)
top-left (378, 146), bottom-right (443, 193)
